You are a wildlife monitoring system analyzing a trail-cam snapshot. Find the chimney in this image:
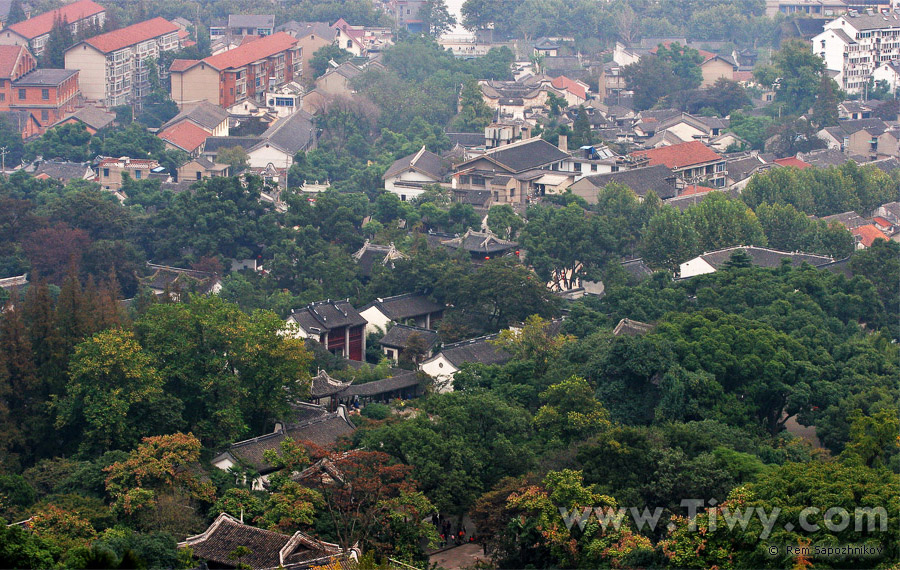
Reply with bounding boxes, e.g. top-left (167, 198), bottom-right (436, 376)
top-left (558, 134), bottom-right (568, 152)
